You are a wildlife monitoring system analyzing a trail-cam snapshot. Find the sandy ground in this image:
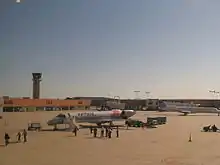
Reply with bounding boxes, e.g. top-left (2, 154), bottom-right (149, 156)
top-left (1, 111), bottom-right (220, 165)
